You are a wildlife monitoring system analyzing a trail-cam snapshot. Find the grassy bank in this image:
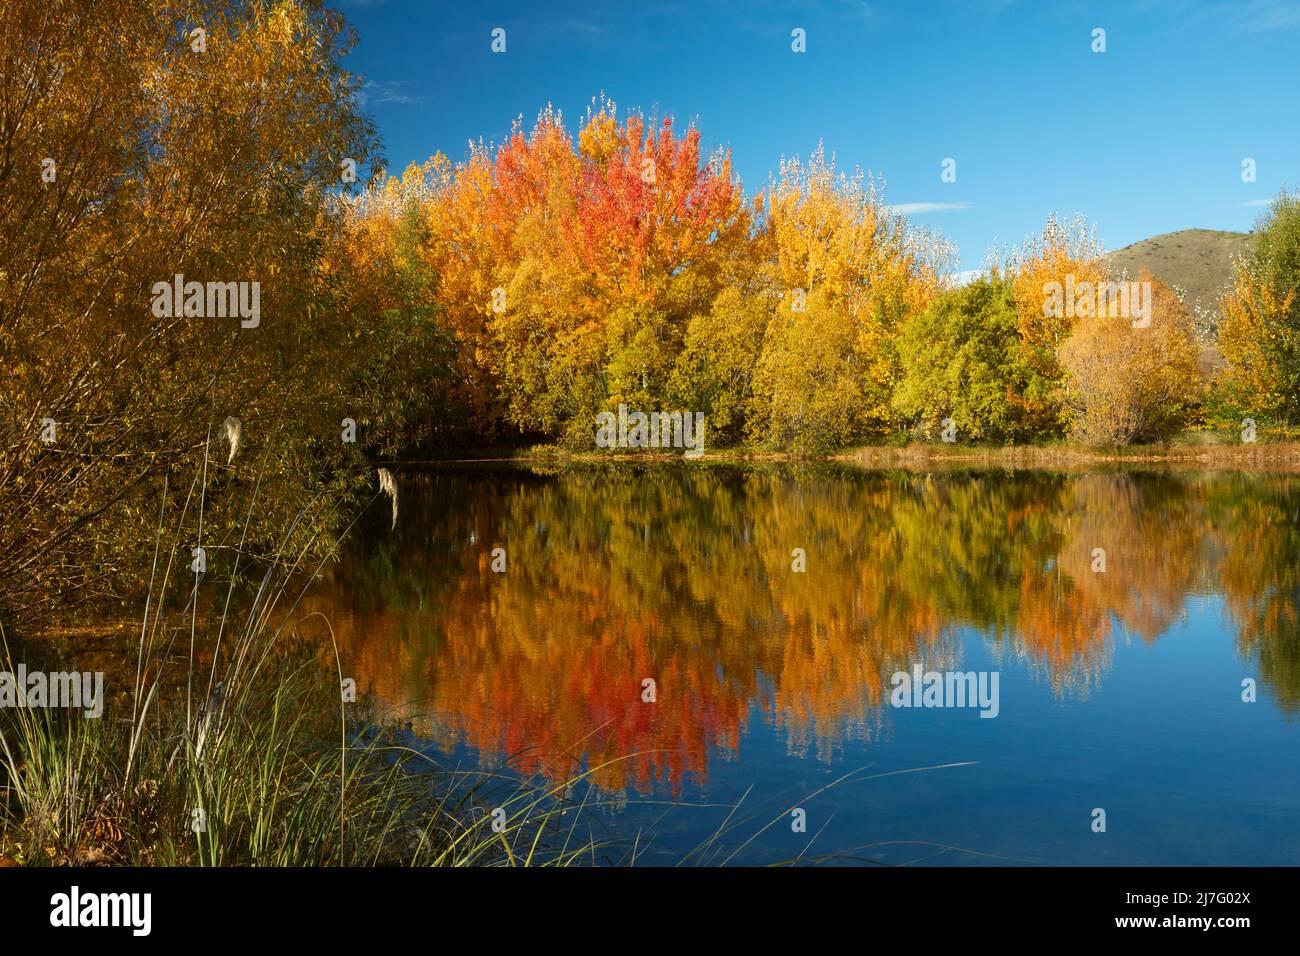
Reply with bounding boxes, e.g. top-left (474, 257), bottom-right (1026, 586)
top-left (838, 440), bottom-right (1300, 471)
top-left (0, 460), bottom-right (605, 868)
top-left (0, 616), bottom-right (607, 868)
